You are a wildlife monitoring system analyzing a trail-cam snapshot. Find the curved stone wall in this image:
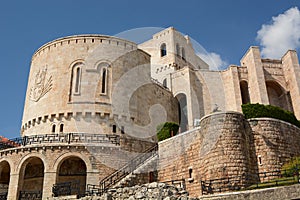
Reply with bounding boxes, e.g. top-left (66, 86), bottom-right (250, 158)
top-left (198, 112), bottom-right (257, 180)
top-left (21, 35), bottom-right (178, 136)
top-left (249, 118), bottom-right (300, 174)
